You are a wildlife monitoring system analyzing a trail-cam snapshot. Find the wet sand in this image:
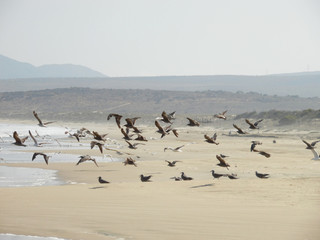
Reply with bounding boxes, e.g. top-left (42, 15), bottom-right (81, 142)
top-left (1, 120), bottom-right (320, 240)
